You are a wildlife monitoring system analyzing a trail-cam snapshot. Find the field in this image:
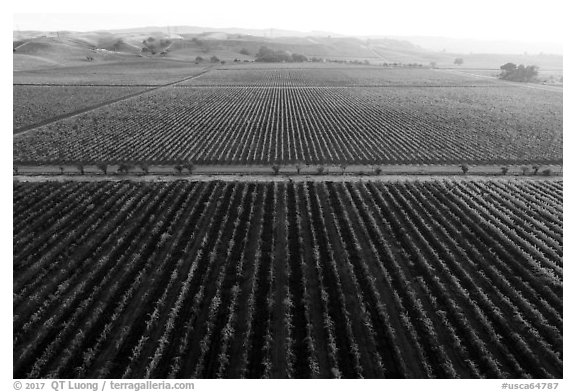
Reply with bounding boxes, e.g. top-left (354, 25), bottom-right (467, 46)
top-left (13, 55), bottom-right (563, 380)
top-left (13, 85), bottom-right (149, 131)
top-left (13, 179), bottom-right (562, 379)
top-left (13, 66), bottom-right (562, 165)
top-left (180, 67), bottom-right (503, 86)
top-left (13, 59), bottom-right (208, 86)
